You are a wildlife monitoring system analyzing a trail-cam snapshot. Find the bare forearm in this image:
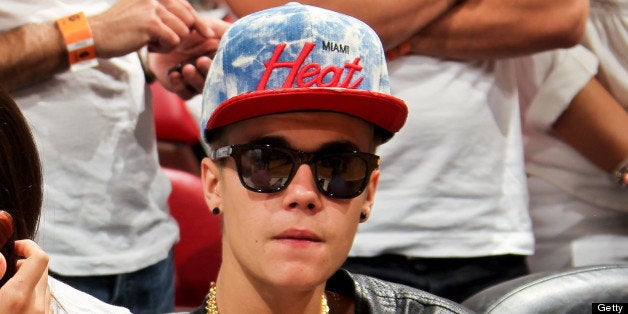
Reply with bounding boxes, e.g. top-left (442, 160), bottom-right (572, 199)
top-left (0, 23), bottom-right (68, 91)
top-left (552, 78), bottom-right (628, 173)
top-left (226, 0), bottom-right (459, 49)
top-left (409, 0), bottom-right (589, 59)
